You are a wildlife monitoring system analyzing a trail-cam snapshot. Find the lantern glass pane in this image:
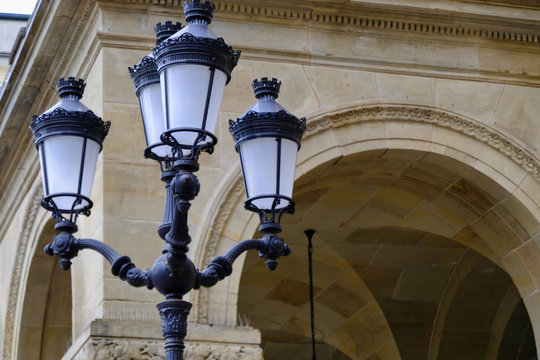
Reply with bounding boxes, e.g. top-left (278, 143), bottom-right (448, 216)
top-left (138, 83), bottom-right (170, 157)
top-left (278, 138), bottom-right (299, 200)
top-left (161, 64), bottom-right (227, 147)
top-left (239, 137), bottom-right (298, 210)
top-left (40, 135), bottom-right (100, 211)
top-left (81, 139), bottom-right (100, 200)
